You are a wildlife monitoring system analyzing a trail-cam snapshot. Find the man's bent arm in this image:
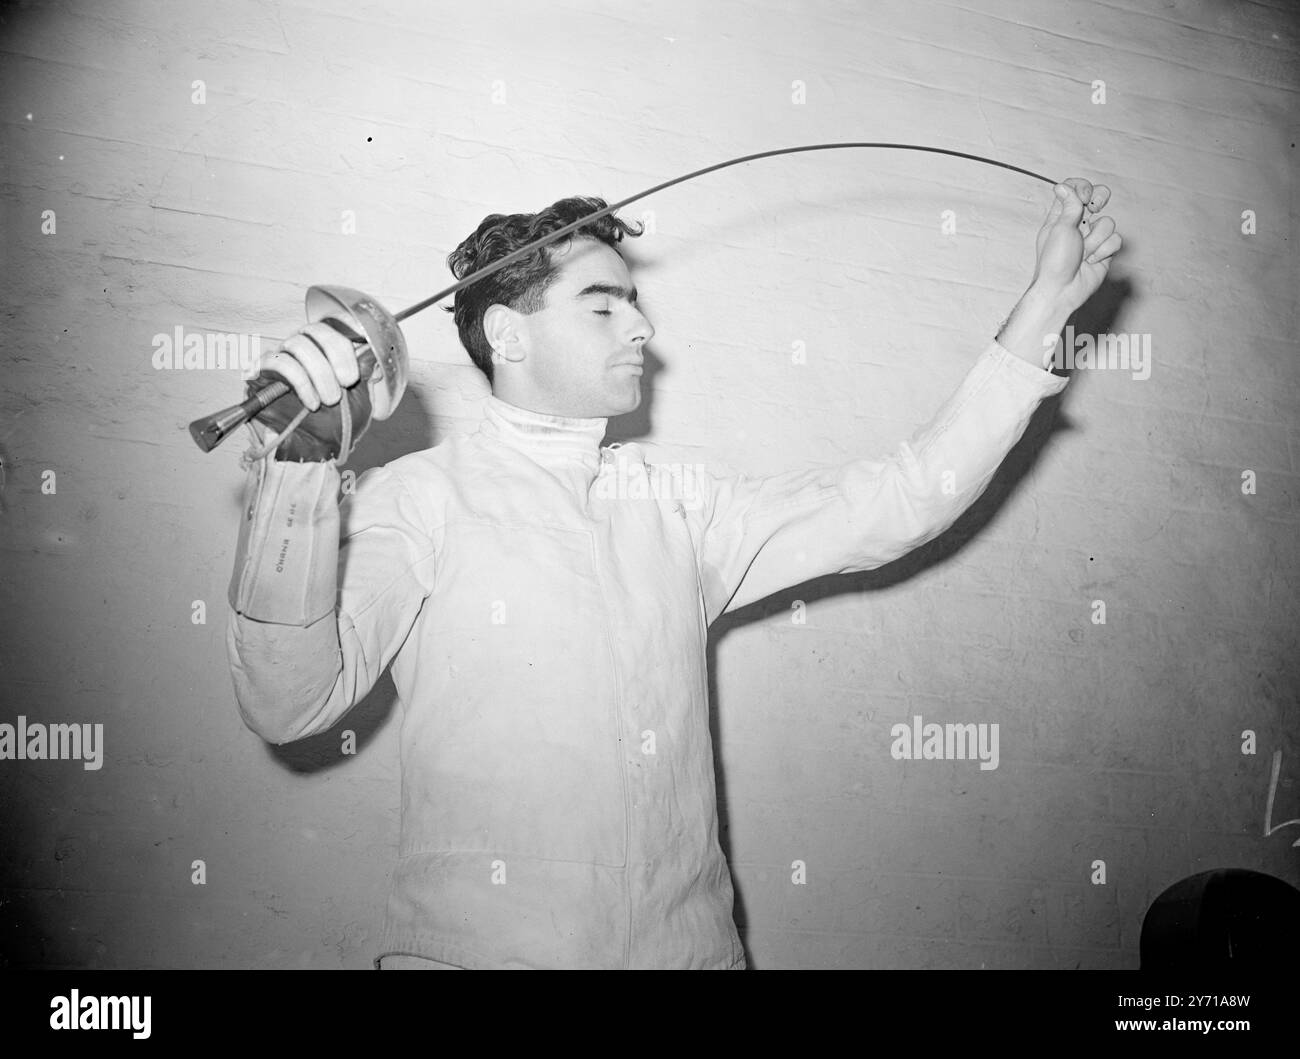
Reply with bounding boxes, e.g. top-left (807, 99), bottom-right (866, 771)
top-left (225, 458), bottom-right (435, 744)
top-left (683, 161), bottom-right (1124, 624)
